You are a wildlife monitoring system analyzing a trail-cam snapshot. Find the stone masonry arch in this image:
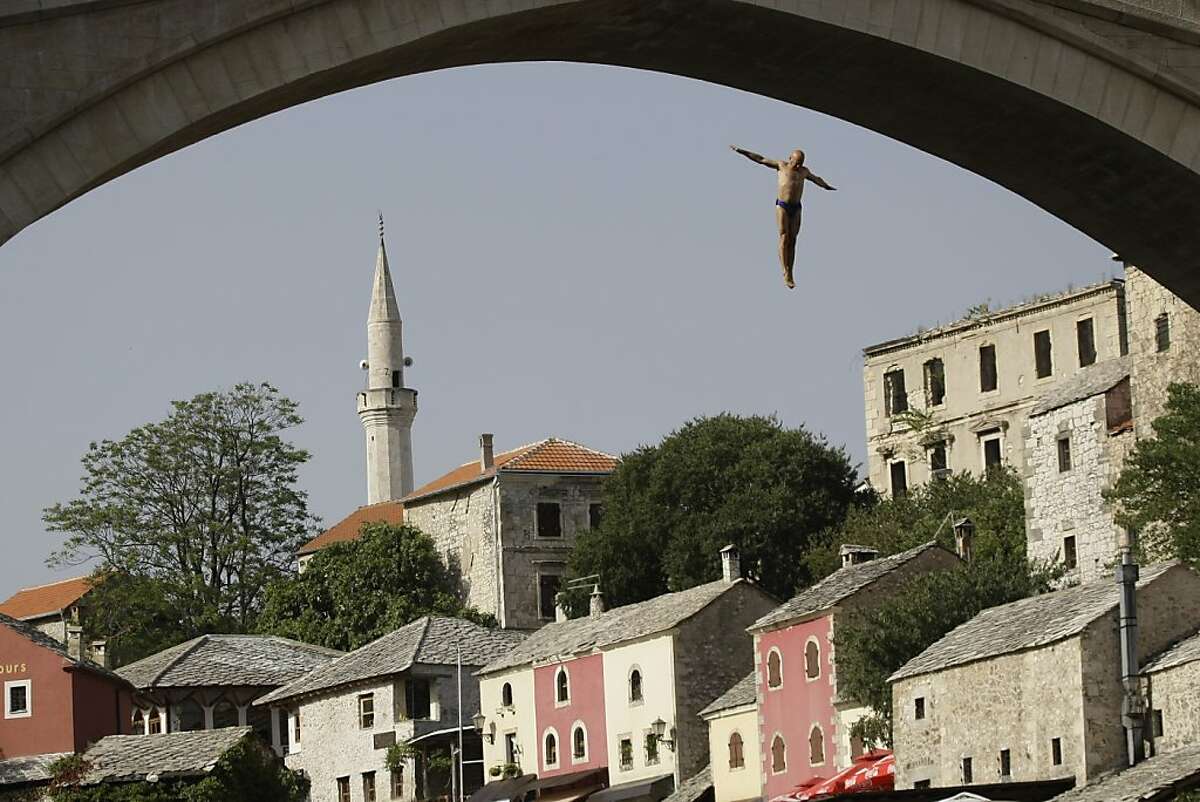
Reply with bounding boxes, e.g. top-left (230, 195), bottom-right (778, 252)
top-left (2, 0), bottom-right (1200, 302)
